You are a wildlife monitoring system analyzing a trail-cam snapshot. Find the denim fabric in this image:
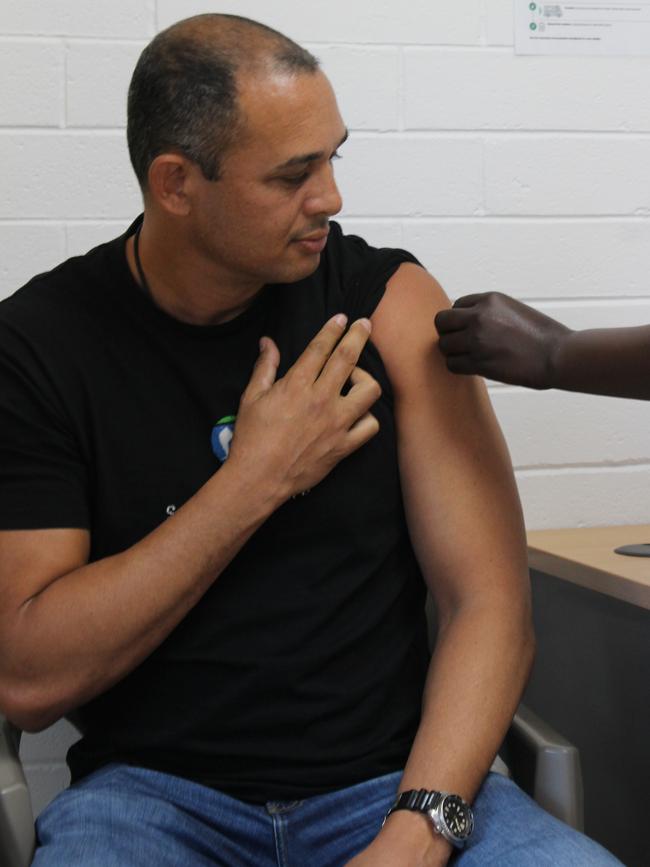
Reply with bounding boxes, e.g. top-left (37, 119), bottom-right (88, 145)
top-left (33, 765), bottom-right (622, 866)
